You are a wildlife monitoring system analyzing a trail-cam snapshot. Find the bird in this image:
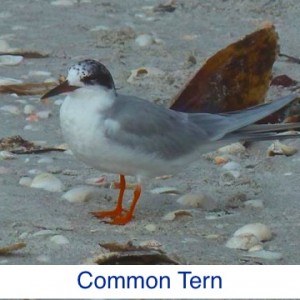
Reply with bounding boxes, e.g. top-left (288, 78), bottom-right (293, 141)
top-left (41, 59), bottom-right (300, 225)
